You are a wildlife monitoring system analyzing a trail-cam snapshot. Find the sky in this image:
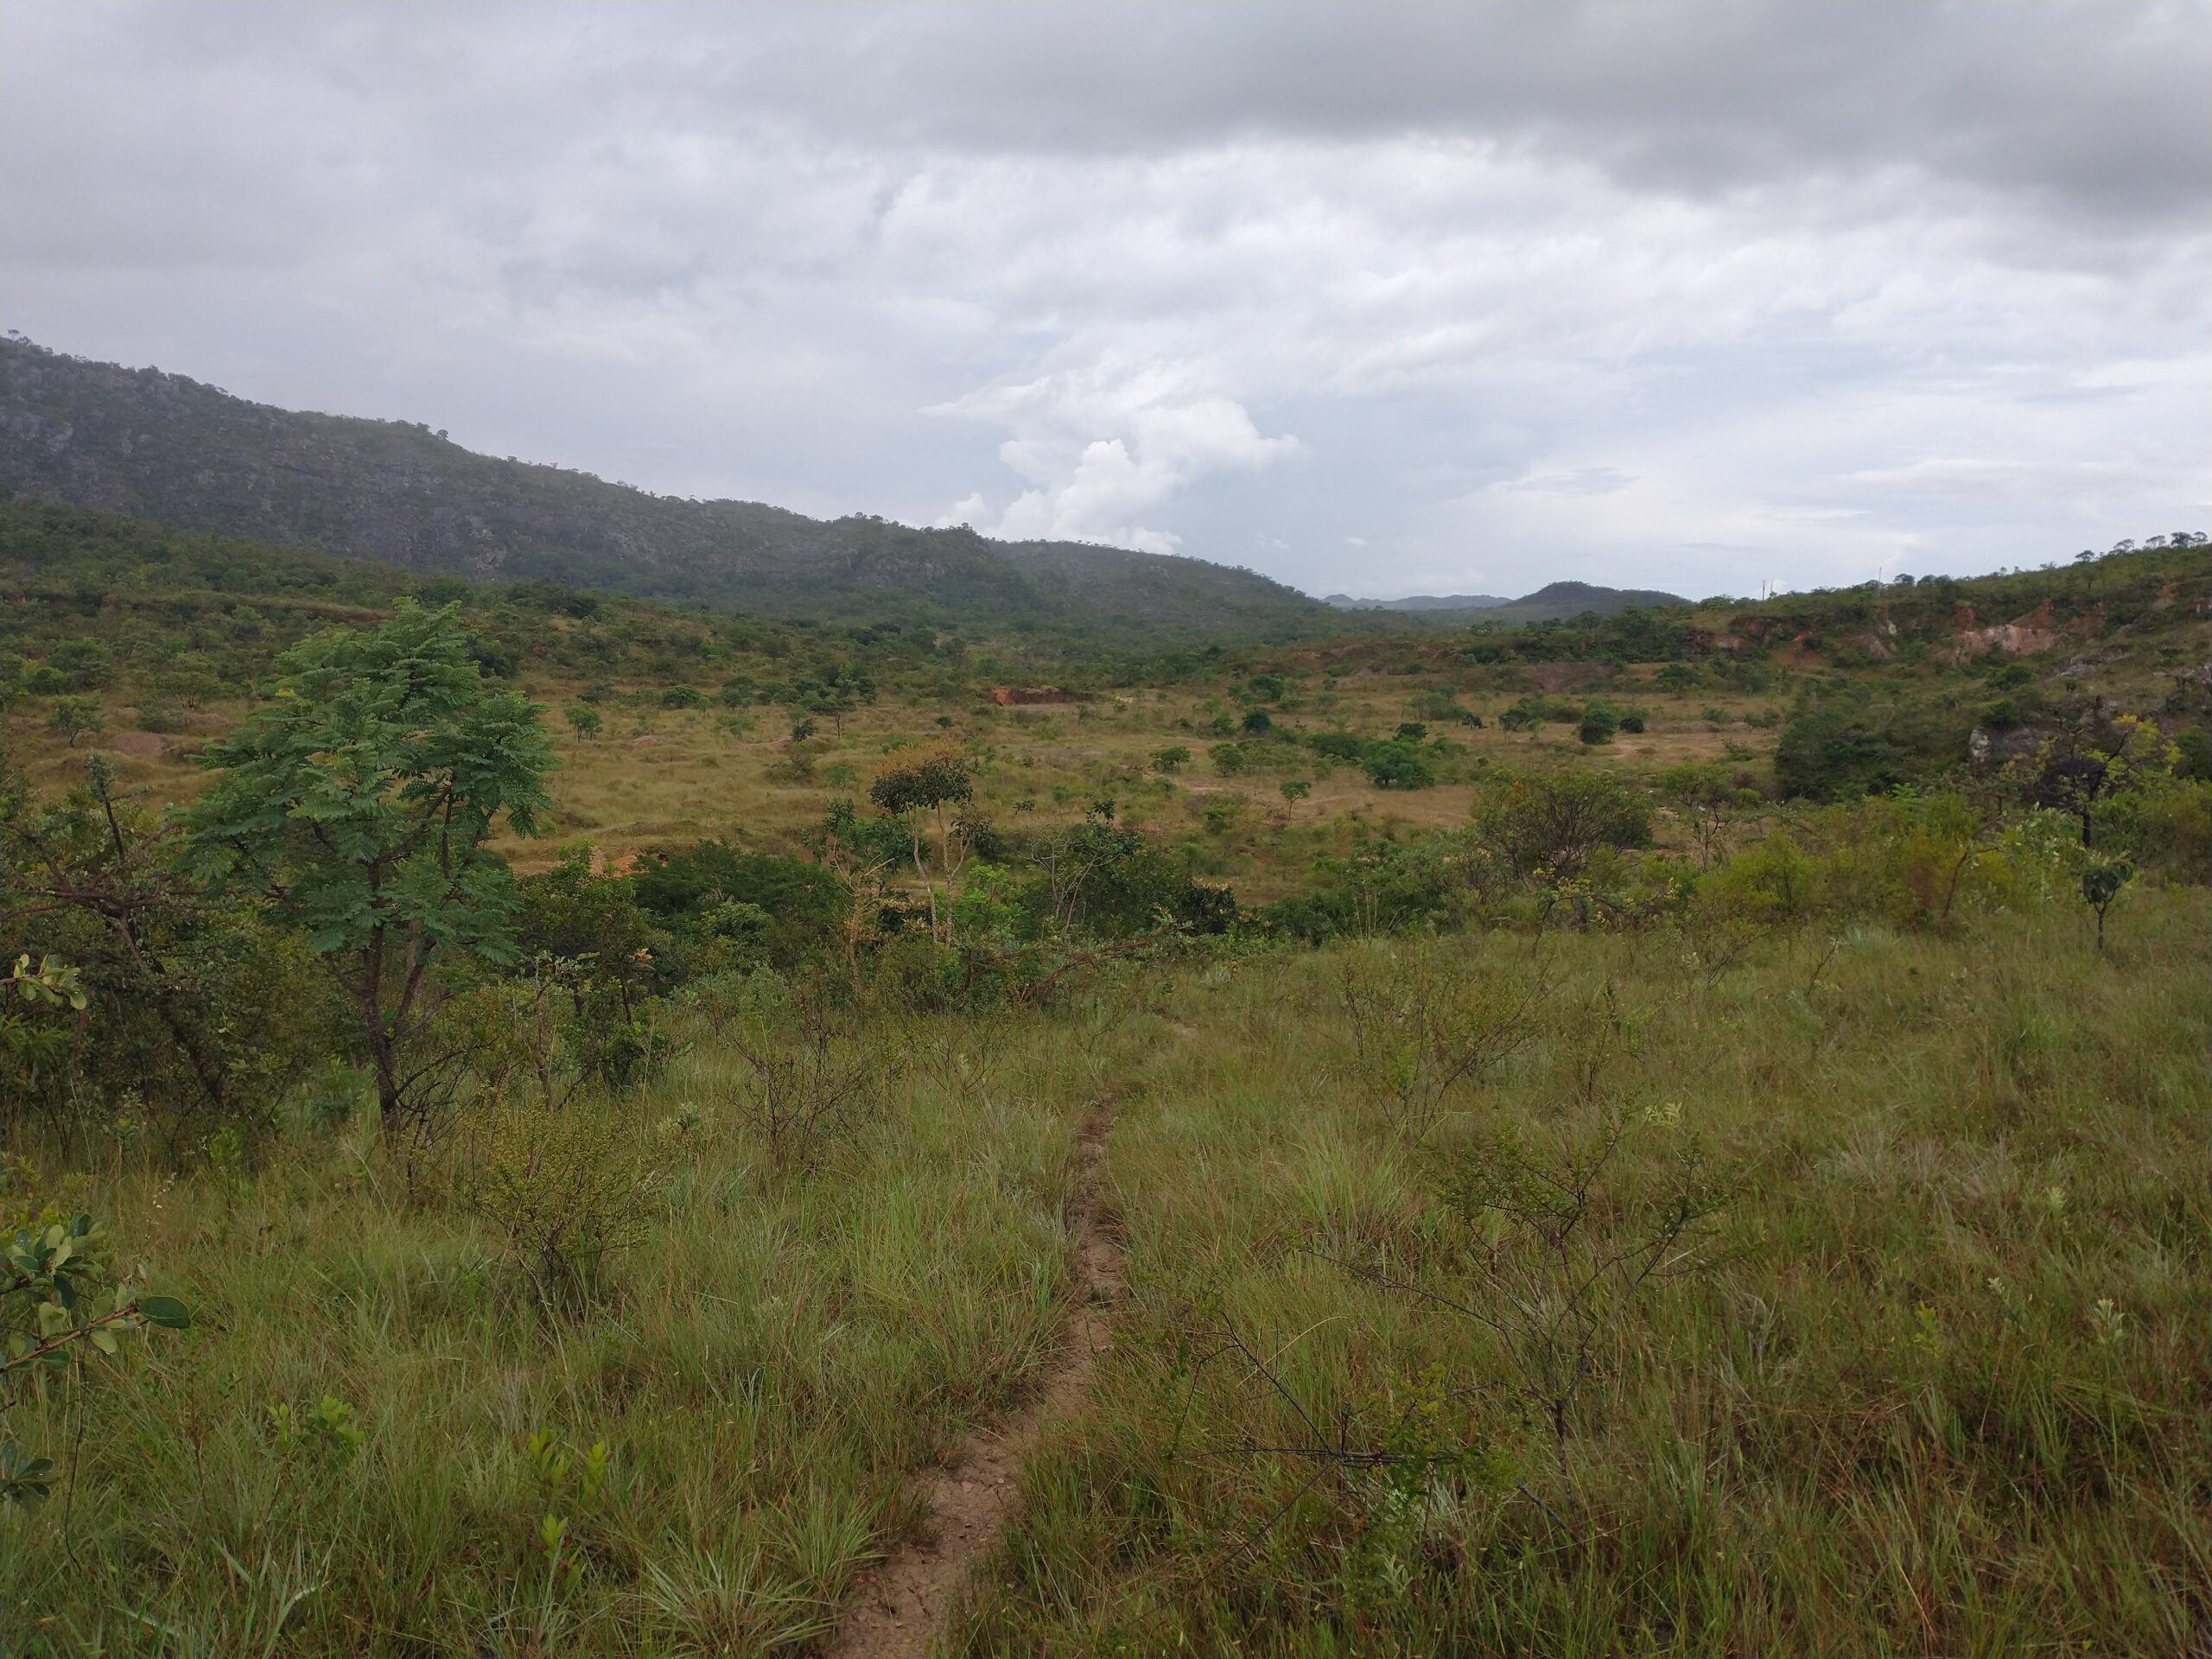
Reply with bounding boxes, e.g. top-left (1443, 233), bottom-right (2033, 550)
top-left (3, 2), bottom-right (2208, 601)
